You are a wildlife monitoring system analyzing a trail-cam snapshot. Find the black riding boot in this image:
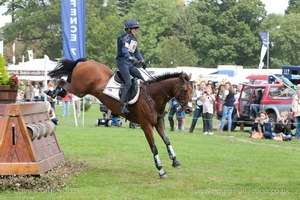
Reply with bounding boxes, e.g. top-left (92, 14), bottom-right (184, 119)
top-left (120, 85), bottom-right (131, 115)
